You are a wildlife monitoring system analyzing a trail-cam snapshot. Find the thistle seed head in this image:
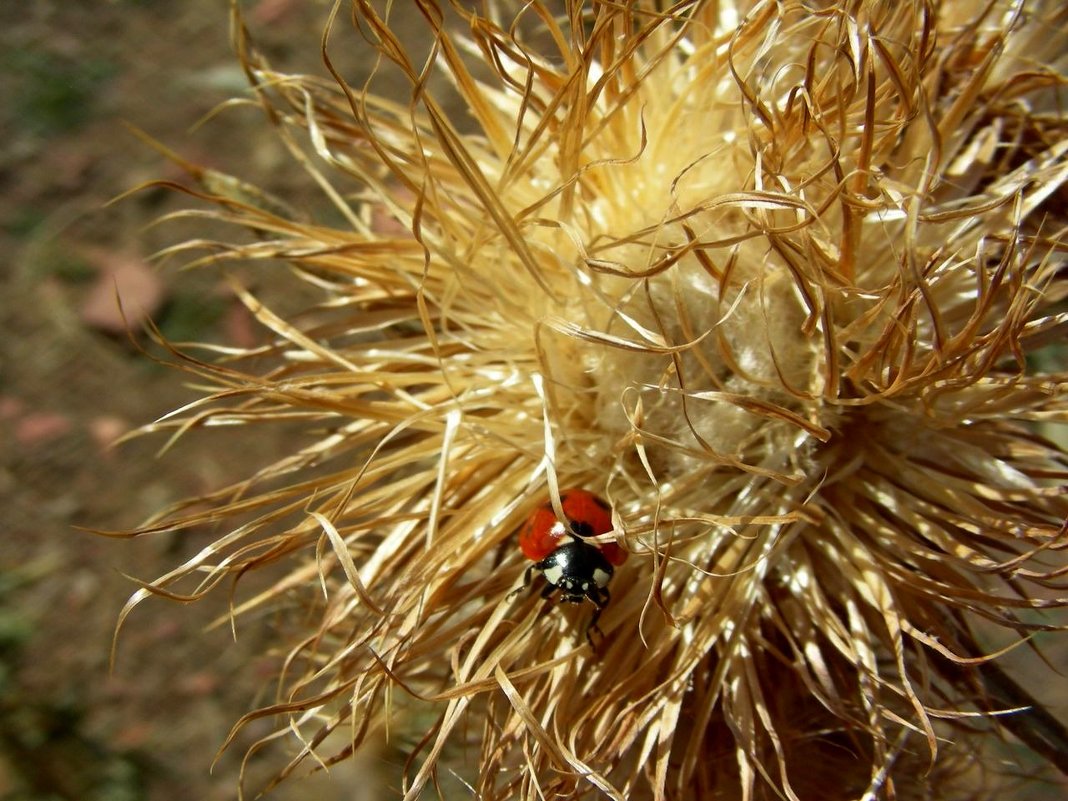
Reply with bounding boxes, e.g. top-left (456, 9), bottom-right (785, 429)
top-left (120, 2), bottom-right (1068, 798)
